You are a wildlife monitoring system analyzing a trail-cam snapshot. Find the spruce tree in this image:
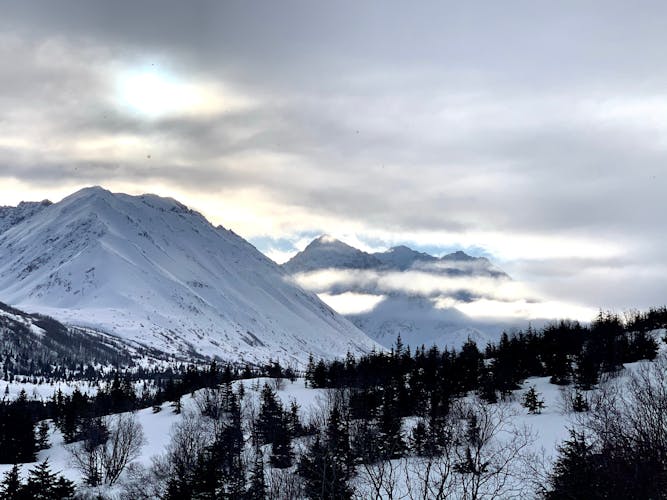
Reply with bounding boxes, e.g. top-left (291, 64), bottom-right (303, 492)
top-left (522, 386), bottom-right (545, 414)
top-left (247, 449), bottom-right (266, 500)
top-left (171, 397), bottom-right (182, 415)
top-left (298, 435), bottom-right (353, 500)
top-left (298, 402), bottom-right (354, 499)
top-left (410, 420), bottom-right (428, 456)
top-left (0, 465), bottom-right (22, 500)
top-left (288, 400), bottom-right (303, 437)
top-left (546, 430), bottom-right (598, 500)
top-left (257, 383), bottom-right (283, 445)
top-left (36, 421), bottom-right (50, 451)
top-left (378, 381), bottom-right (404, 458)
top-left (270, 415), bottom-right (293, 469)
top-left (571, 390), bottom-right (589, 413)
top-left (574, 347), bottom-right (600, 390)
top-left (23, 459), bottom-right (75, 500)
